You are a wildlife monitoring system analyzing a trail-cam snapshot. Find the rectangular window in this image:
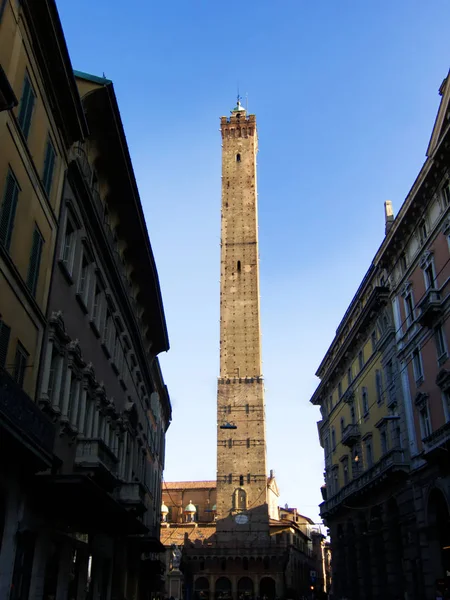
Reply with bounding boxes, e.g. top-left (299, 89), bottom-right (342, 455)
top-left (404, 293), bottom-right (414, 327)
top-left (347, 367), bottom-right (352, 387)
top-left (0, 319), bottom-right (11, 369)
top-left (13, 342), bottom-right (28, 388)
top-left (0, 169), bottom-right (20, 252)
top-left (412, 348), bottom-right (423, 383)
top-left (400, 253), bottom-right (407, 273)
top-left (77, 252), bottom-right (91, 306)
top-left (365, 439), bottom-right (373, 468)
top-left (362, 387), bottom-right (369, 416)
top-left (371, 331), bottom-right (377, 353)
top-left (92, 282), bottom-right (102, 329)
top-left (331, 428), bottom-right (336, 451)
top-left (42, 137), bottom-right (56, 196)
top-left (442, 181), bottom-right (450, 206)
top-left (380, 428), bottom-right (388, 455)
top-left (376, 370), bottom-right (383, 404)
top-left (338, 382), bottom-right (342, 399)
top-left (419, 221), bottom-right (428, 243)
top-left (61, 216), bottom-right (77, 275)
top-left (424, 263), bottom-right (435, 290)
top-left (358, 350), bottom-right (364, 371)
top-left (343, 458), bottom-right (349, 485)
top-left (17, 72), bottom-right (36, 140)
top-left (435, 325), bottom-right (447, 362)
top-left (385, 360), bottom-right (393, 386)
top-left (26, 225), bottom-right (44, 297)
top-left (419, 406), bottom-right (432, 438)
